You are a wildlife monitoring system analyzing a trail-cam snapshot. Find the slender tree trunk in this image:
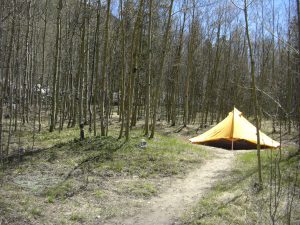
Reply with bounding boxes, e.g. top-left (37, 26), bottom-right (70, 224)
top-left (3, 0), bottom-right (16, 159)
top-left (14, 16), bottom-right (21, 133)
top-left (39, 0), bottom-right (48, 132)
top-left (0, 82), bottom-right (2, 164)
top-left (244, 0), bottom-right (262, 187)
top-left (150, 0), bottom-right (174, 138)
top-left (50, 0), bottom-right (63, 132)
top-left (125, 0), bottom-right (144, 141)
top-left (55, 16), bottom-right (62, 129)
top-left (287, 0), bottom-right (292, 134)
top-left (144, 0), bottom-right (153, 136)
top-left (84, 9), bottom-right (90, 125)
top-left (131, 14), bottom-right (144, 128)
top-left (171, 7), bottom-right (186, 127)
top-left (209, 21), bottom-right (222, 125)
top-left (296, 0), bottom-right (300, 152)
top-left (118, 0), bottom-right (126, 139)
top-left (271, 0), bottom-right (276, 133)
top-left (93, 0), bottom-right (101, 136)
top-left (21, 1), bottom-right (31, 125)
top-left (100, 0), bottom-right (111, 136)
top-left (184, 4), bottom-right (195, 127)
